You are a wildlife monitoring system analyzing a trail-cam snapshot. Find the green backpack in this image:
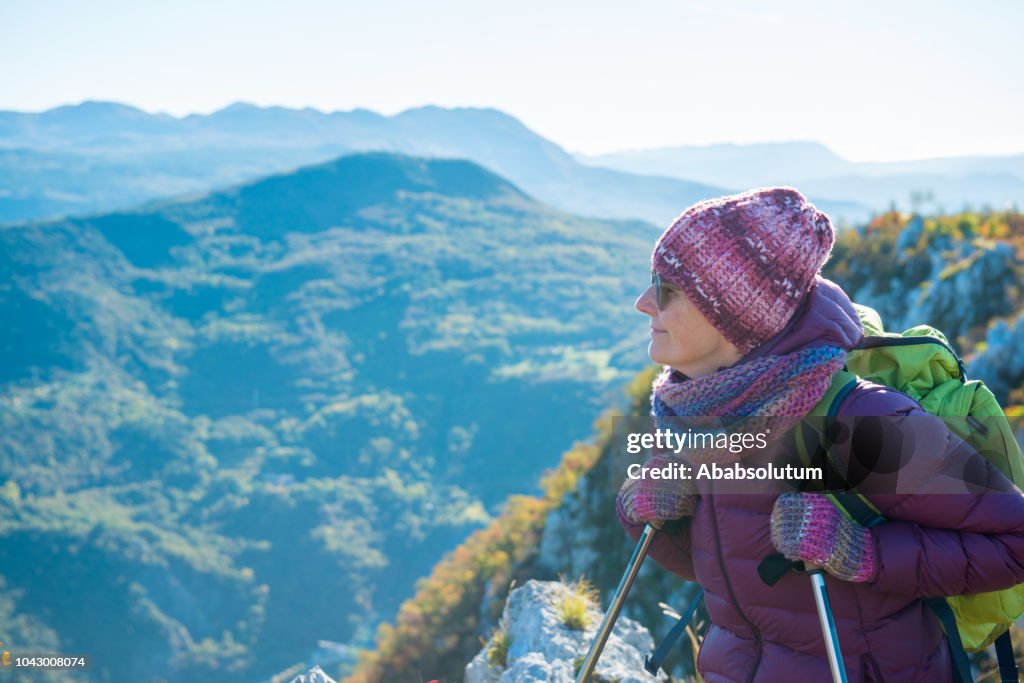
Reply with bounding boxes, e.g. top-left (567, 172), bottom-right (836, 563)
top-left (801, 303), bottom-right (1024, 682)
